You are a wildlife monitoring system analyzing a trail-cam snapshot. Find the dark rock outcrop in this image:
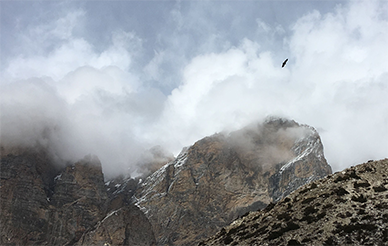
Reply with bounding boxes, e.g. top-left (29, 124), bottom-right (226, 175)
top-left (135, 118), bottom-right (332, 245)
top-left (0, 149), bottom-right (155, 245)
top-left (0, 149), bottom-right (57, 245)
top-left (202, 158), bottom-right (388, 246)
